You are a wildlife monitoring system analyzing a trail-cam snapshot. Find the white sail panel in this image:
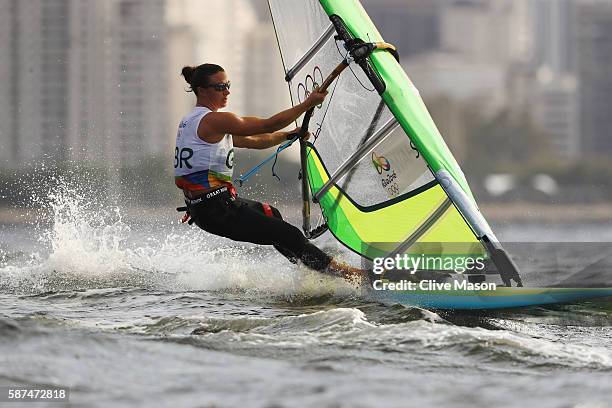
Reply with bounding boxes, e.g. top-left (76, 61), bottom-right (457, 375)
top-left (268, 0), bottom-right (330, 74)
